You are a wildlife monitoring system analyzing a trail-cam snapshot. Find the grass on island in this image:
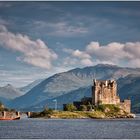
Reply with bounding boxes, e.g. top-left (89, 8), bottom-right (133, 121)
top-left (30, 104), bottom-right (132, 119)
top-left (30, 110), bottom-right (105, 119)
